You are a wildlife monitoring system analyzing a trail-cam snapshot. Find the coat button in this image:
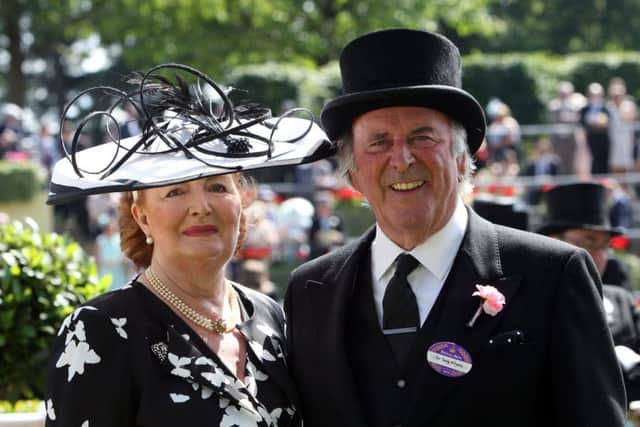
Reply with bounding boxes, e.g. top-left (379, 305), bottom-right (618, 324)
top-left (396, 379), bottom-right (406, 389)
